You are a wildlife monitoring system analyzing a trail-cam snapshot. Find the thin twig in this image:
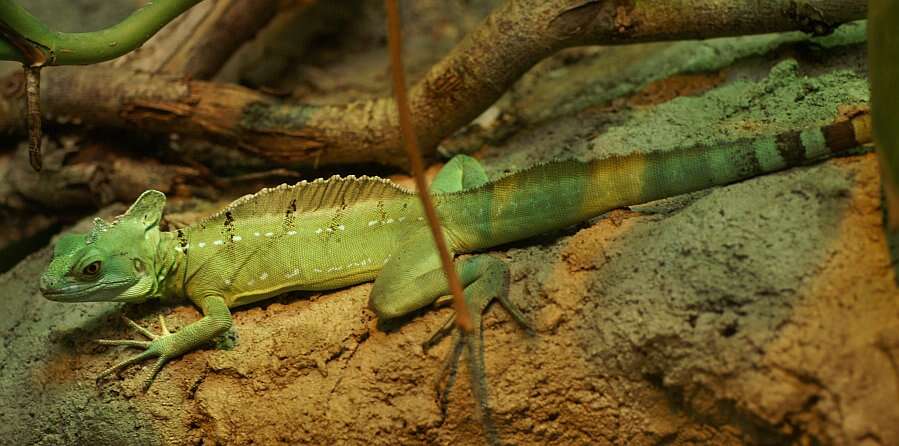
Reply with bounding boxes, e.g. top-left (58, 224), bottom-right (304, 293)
top-left (24, 66), bottom-right (41, 171)
top-left (385, 0), bottom-right (472, 332)
top-left (0, 17), bottom-right (47, 171)
top-left (868, 0), bottom-right (899, 230)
